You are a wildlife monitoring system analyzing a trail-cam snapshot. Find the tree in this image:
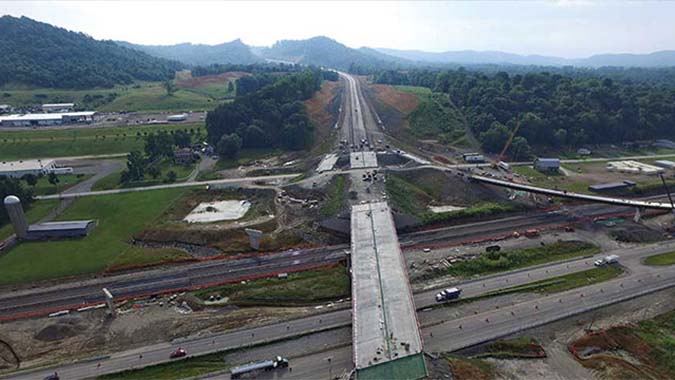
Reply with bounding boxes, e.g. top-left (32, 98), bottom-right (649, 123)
top-left (22, 174), bottom-right (38, 187)
top-left (509, 137), bottom-right (532, 161)
top-left (173, 129), bottom-right (191, 148)
top-left (479, 122), bottom-right (510, 153)
top-left (166, 170), bottom-right (177, 183)
top-left (124, 151), bottom-right (145, 182)
top-left (147, 166), bottom-right (161, 179)
top-left (164, 80), bottom-right (176, 96)
top-left (144, 131), bottom-right (174, 159)
top-left (217, 133), bottom-right (242, 159)
top-left (227, 81), bottom-right (234, 93)
top-left (47, 172), bottom-right (60, 190)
